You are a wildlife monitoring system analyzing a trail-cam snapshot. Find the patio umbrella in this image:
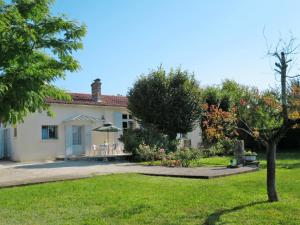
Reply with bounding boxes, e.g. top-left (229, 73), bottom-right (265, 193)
top-left (93, 122), bottom-right (122, 145)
